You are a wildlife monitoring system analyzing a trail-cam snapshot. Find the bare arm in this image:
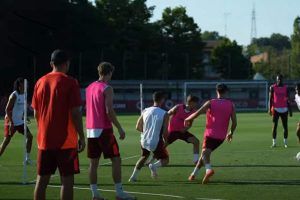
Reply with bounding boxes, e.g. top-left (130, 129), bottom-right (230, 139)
top-left (268, 86), bottom-right (273, 115)
top-left (287, 88), bottom-right (293, 117)
top-left (104, 86), bottom-right (125, 139)
top-left (5, 93), bottom-right (16, 124)
top-left (227, 104), bottom-right (237, 142)
top-left (162, 113), bottom-right (169, 142)
top-left (184, 101), bottom-right (211, 128)
top-left (71, 106), bottom-right (85, 152)
top-left (167, 105), bottom-right (178, 116)
top-left (136, 115), bottom-right (143, 132)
